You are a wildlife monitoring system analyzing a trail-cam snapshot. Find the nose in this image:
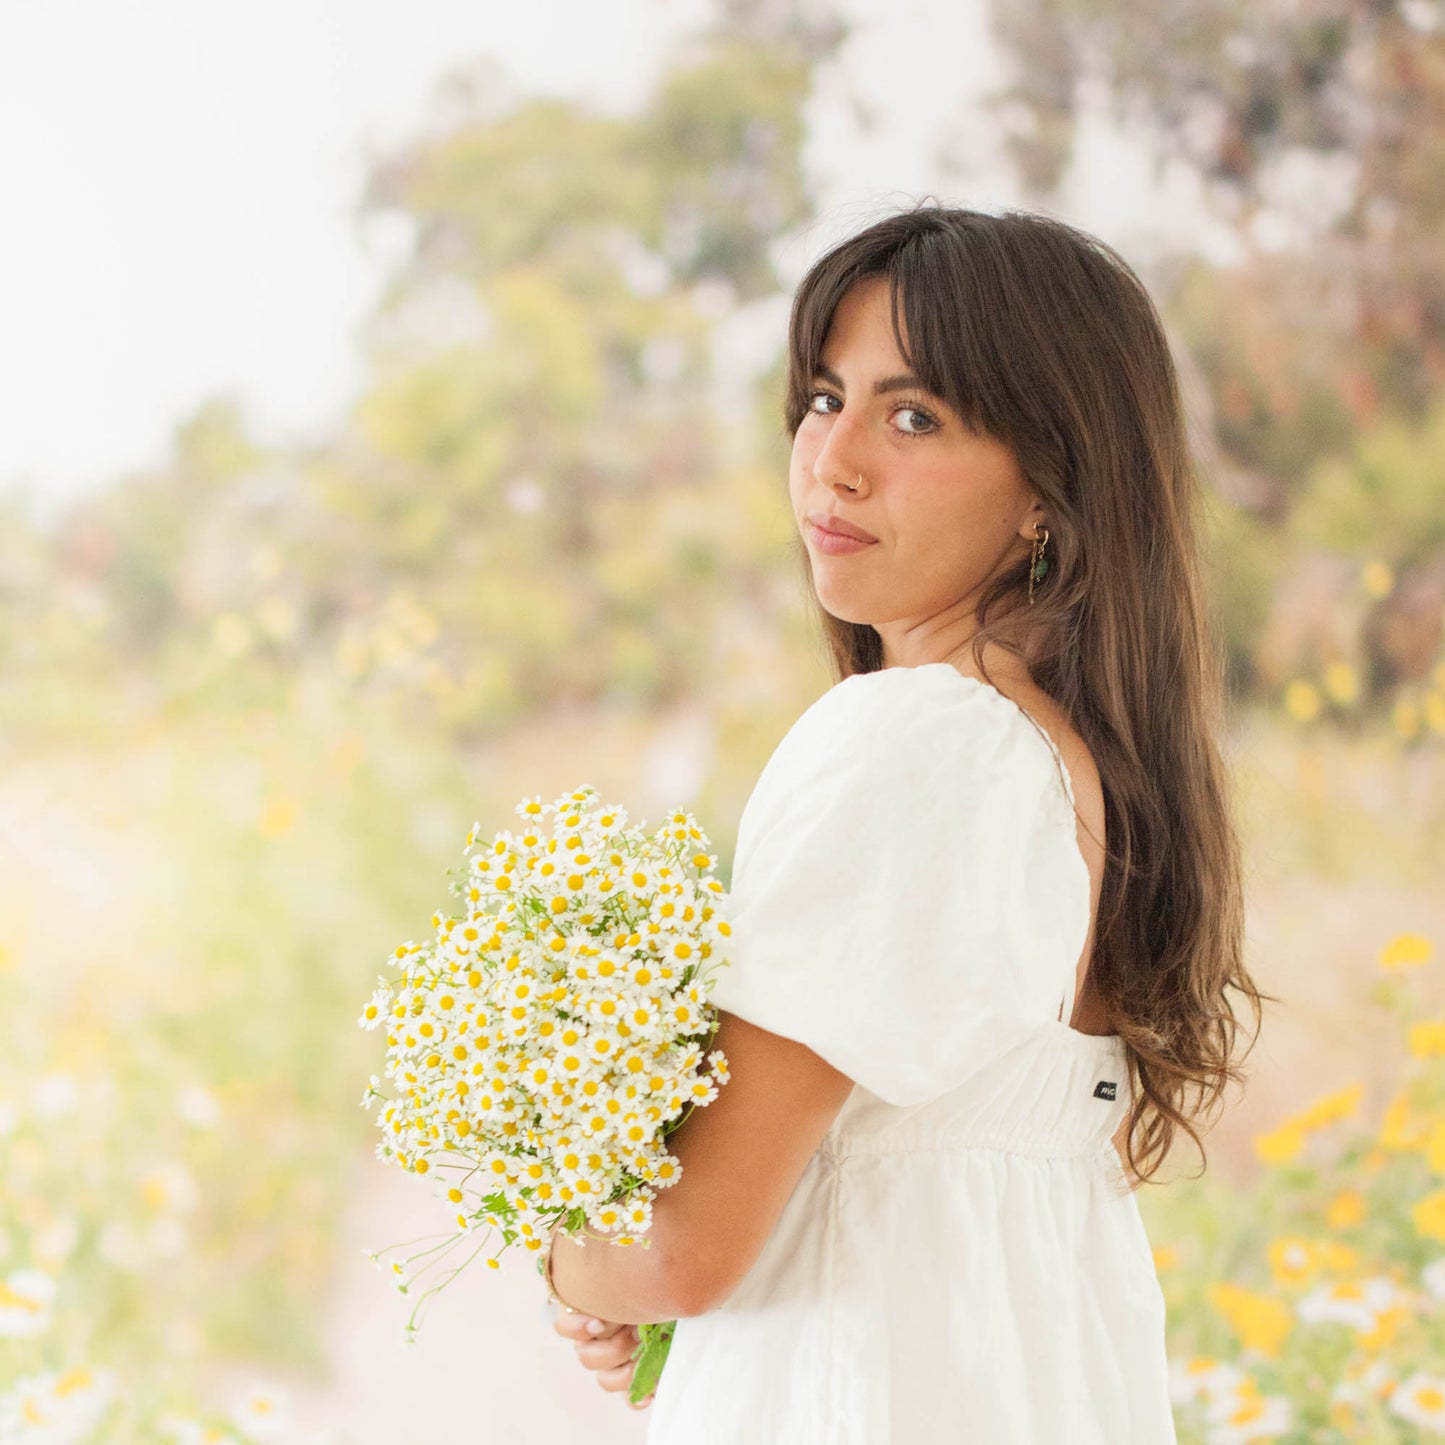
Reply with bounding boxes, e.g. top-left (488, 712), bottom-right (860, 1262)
top-left (810, 417), bottom-right (871, 497)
